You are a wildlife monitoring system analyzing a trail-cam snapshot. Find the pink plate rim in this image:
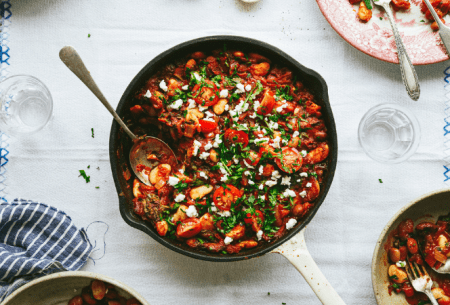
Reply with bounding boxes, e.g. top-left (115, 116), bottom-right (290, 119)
top-left (316, 0), bottom-right (450, 65)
